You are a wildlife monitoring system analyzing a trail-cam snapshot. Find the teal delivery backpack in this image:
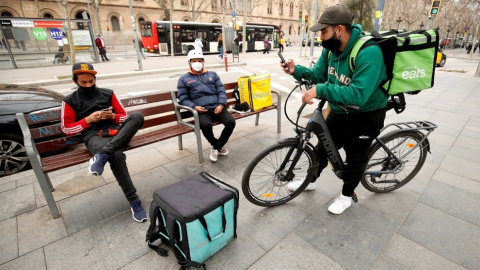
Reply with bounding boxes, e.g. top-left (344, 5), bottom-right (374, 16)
top-left (146, 172), bottom-right (239, 269)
